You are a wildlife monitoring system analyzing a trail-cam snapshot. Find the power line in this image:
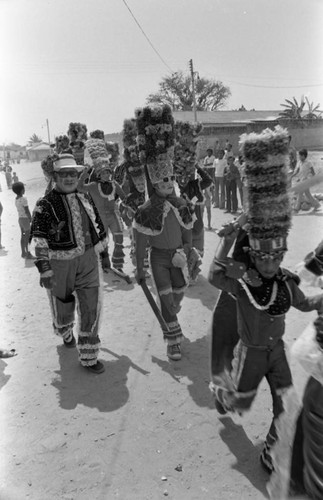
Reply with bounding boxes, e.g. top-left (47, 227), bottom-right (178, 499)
top-left (121, 0), bottom-right (173, 73)
top-left (225, 80), bottom-right (323, 89)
